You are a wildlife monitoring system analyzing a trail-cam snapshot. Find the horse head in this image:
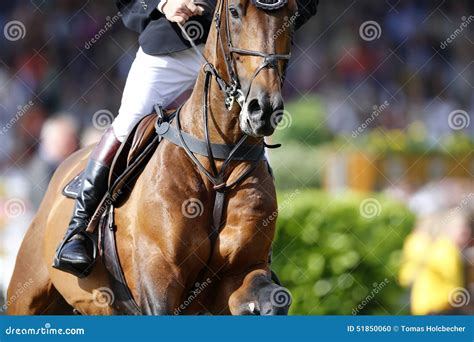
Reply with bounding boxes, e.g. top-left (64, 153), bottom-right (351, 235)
top-left (211, 0), bottom-right (296, 137)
